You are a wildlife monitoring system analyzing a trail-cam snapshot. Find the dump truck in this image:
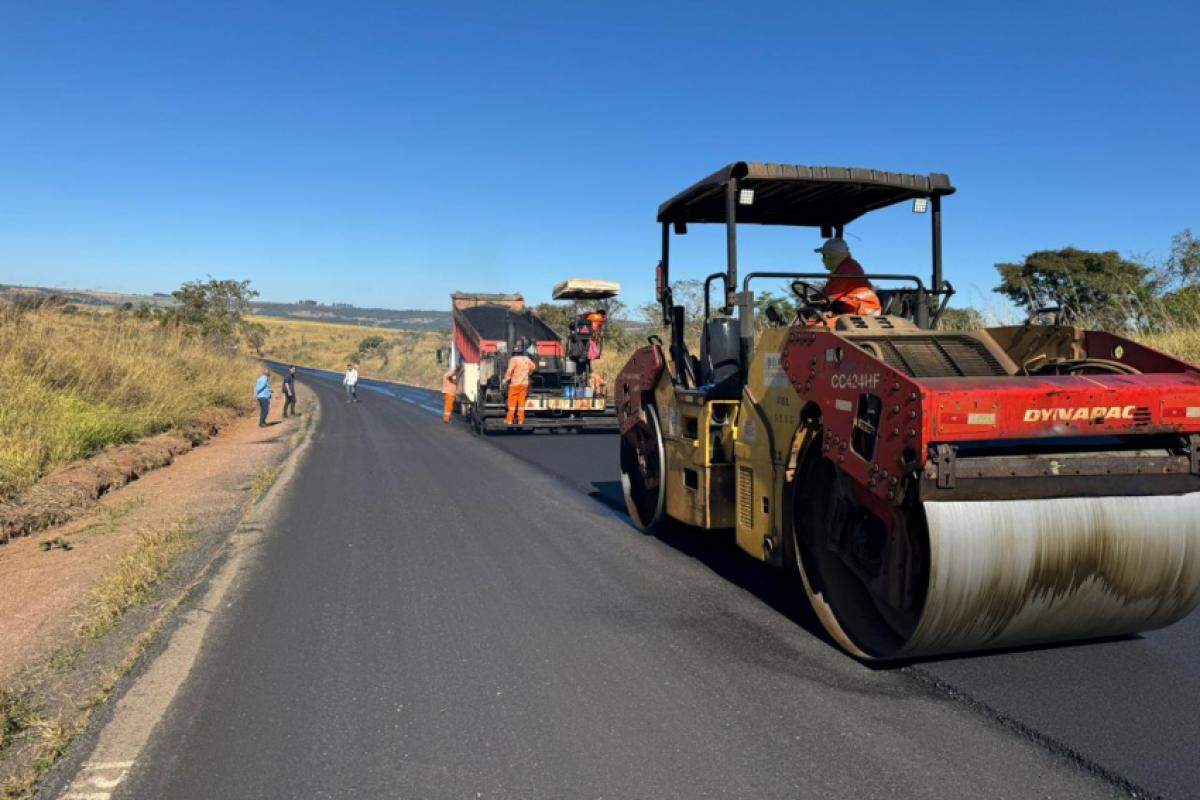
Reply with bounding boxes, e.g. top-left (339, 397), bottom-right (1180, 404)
top-left (615, 161), bottom-right (1200, 660)
top-left (449, 281), bottom-right (620, 434)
